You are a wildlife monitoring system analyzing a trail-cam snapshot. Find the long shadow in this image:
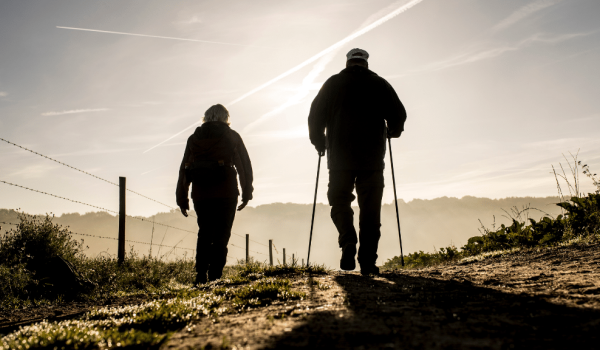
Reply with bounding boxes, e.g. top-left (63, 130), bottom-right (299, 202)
top-left (263, 272), bottom-right (600, 349)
